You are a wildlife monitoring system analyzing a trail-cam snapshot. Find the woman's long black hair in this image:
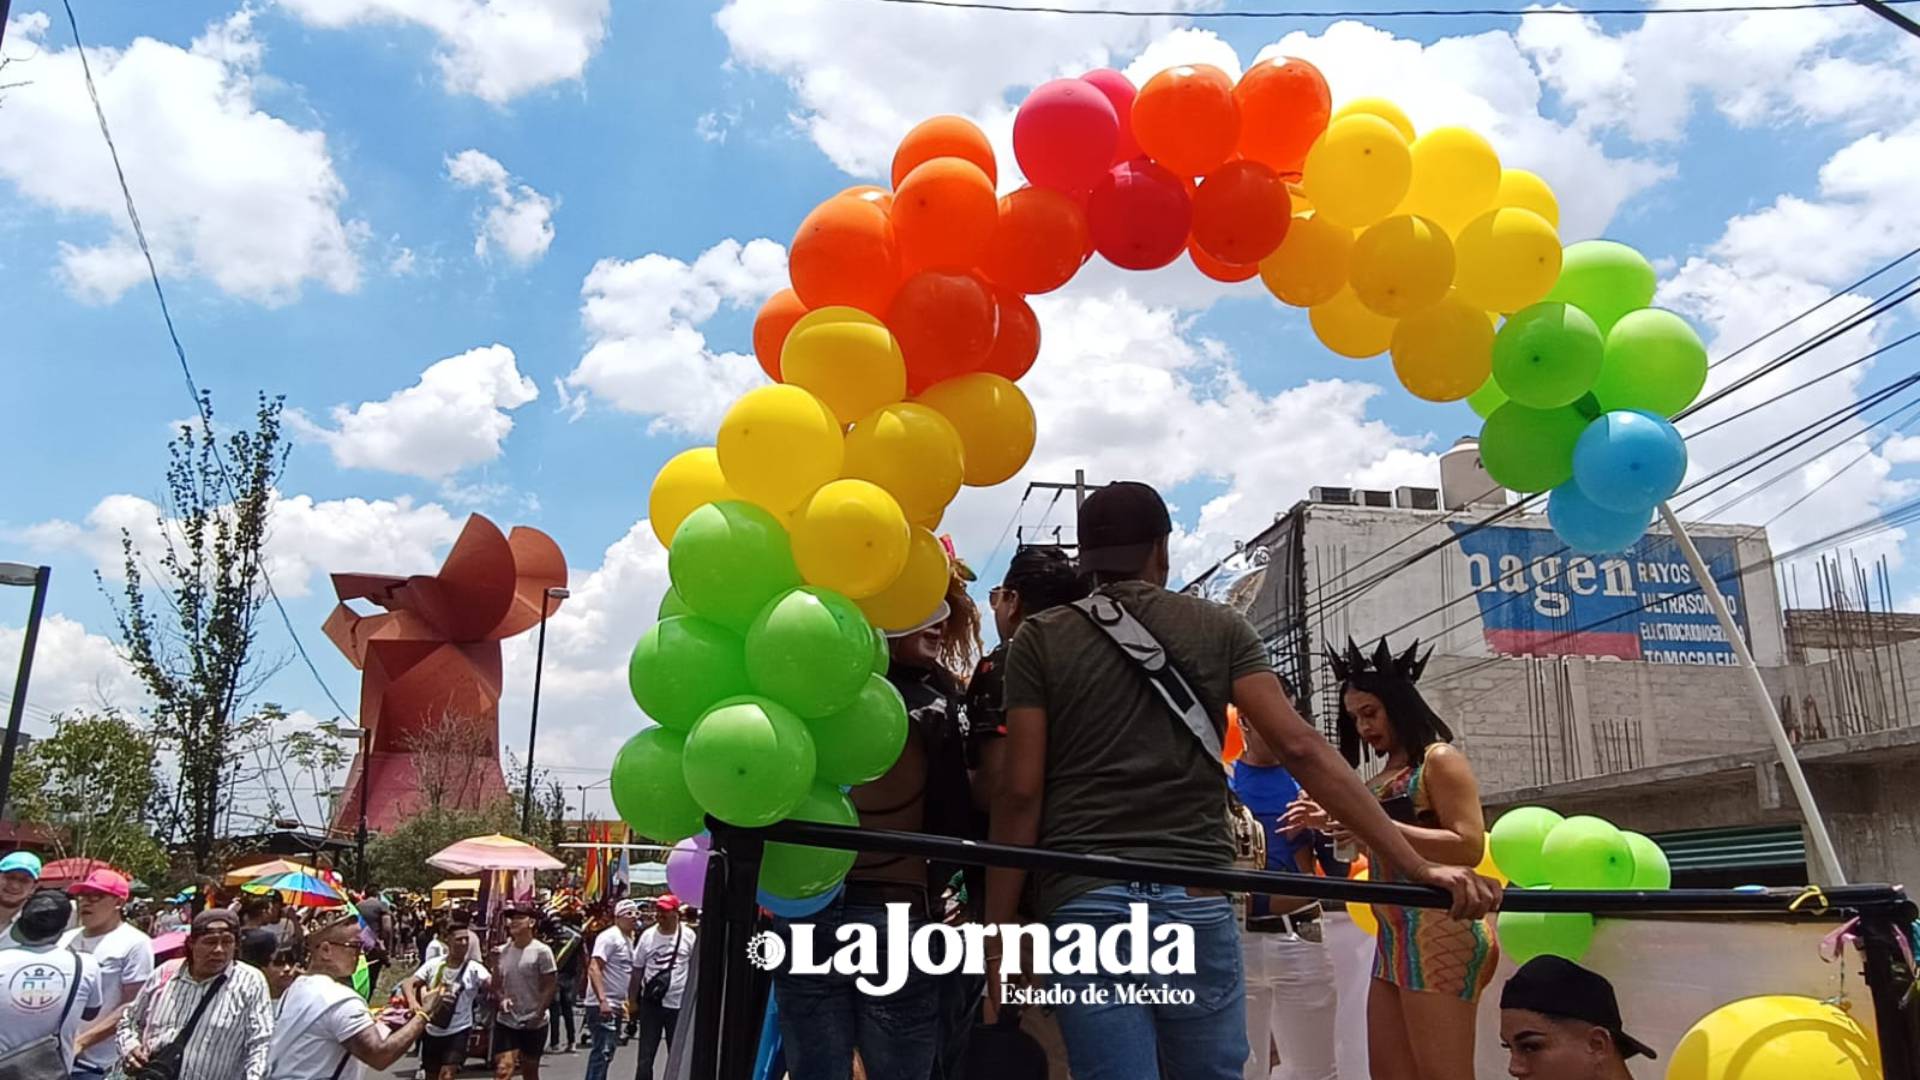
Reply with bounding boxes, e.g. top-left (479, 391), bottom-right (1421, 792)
top-left (1330, 638), bottom-right (1455, 767)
